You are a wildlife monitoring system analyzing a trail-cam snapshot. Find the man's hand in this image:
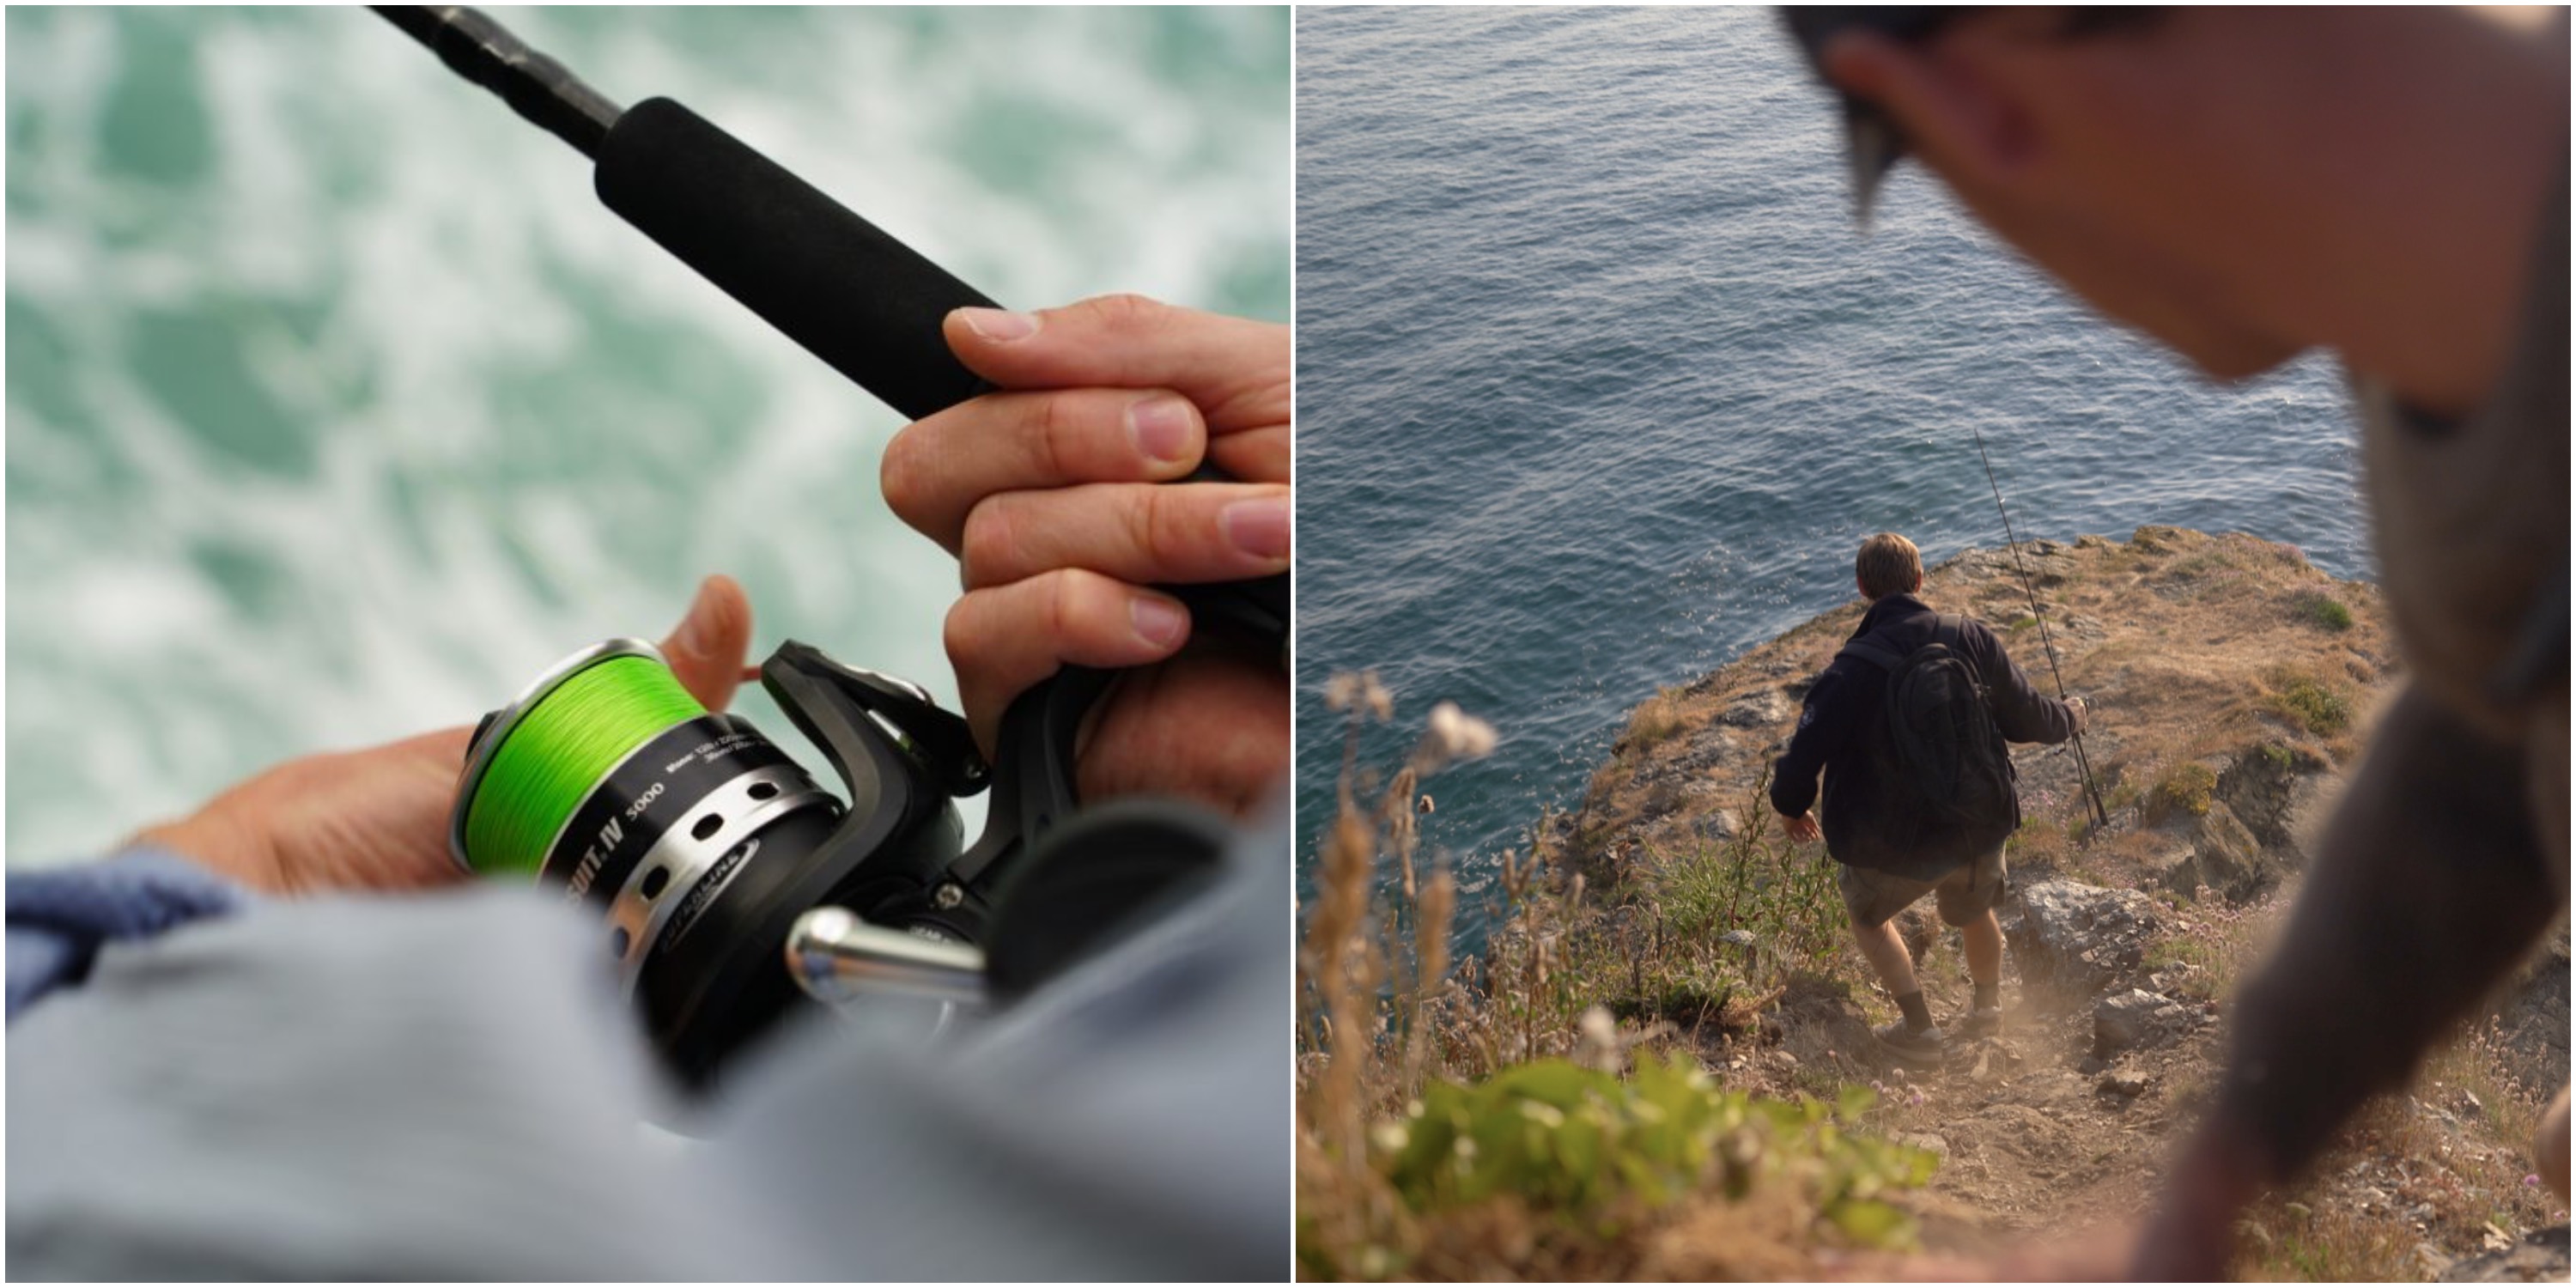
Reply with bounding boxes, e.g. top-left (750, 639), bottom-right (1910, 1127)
top-left (2066, 694), bottom-right (2089, 733)
top-left (1781, 810), bottom-right (1822, 843)
top-left (136, 577), bottom-right (756, 896)
top-left (881, 294), bottom-right (1290, 817)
